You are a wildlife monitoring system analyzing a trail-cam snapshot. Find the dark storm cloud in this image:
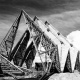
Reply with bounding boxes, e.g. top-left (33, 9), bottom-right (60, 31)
top-left (0, 0), bottom-right (78, 10)
top-left (0, 0), bottom-right (80, 16)
top-left (0, 0), bottom-right (80, 37)
top-left (0, 0), bottom-right (67, 10)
